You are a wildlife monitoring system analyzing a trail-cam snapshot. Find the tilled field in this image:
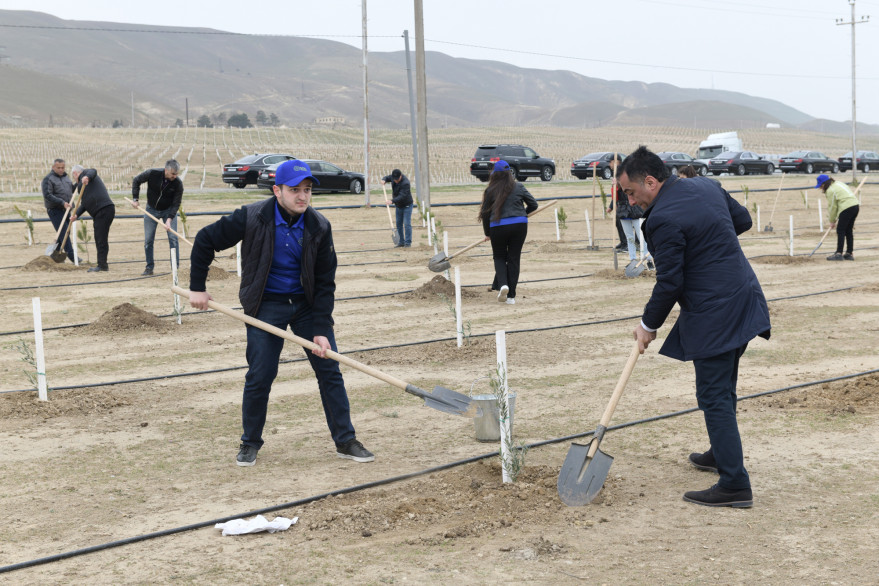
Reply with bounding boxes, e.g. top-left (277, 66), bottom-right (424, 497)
top-left (1, 175), bottom-right (878, 584)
